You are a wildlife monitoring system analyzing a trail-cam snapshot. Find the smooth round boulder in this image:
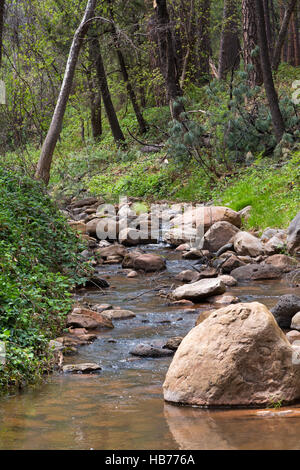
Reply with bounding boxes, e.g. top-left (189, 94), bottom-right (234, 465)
top-left (233, 232), bottom-right (266, 257)
top-left (201, 221), bottom-right (240, 253)
top-left (163, 302), bottom-right (300, 407)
